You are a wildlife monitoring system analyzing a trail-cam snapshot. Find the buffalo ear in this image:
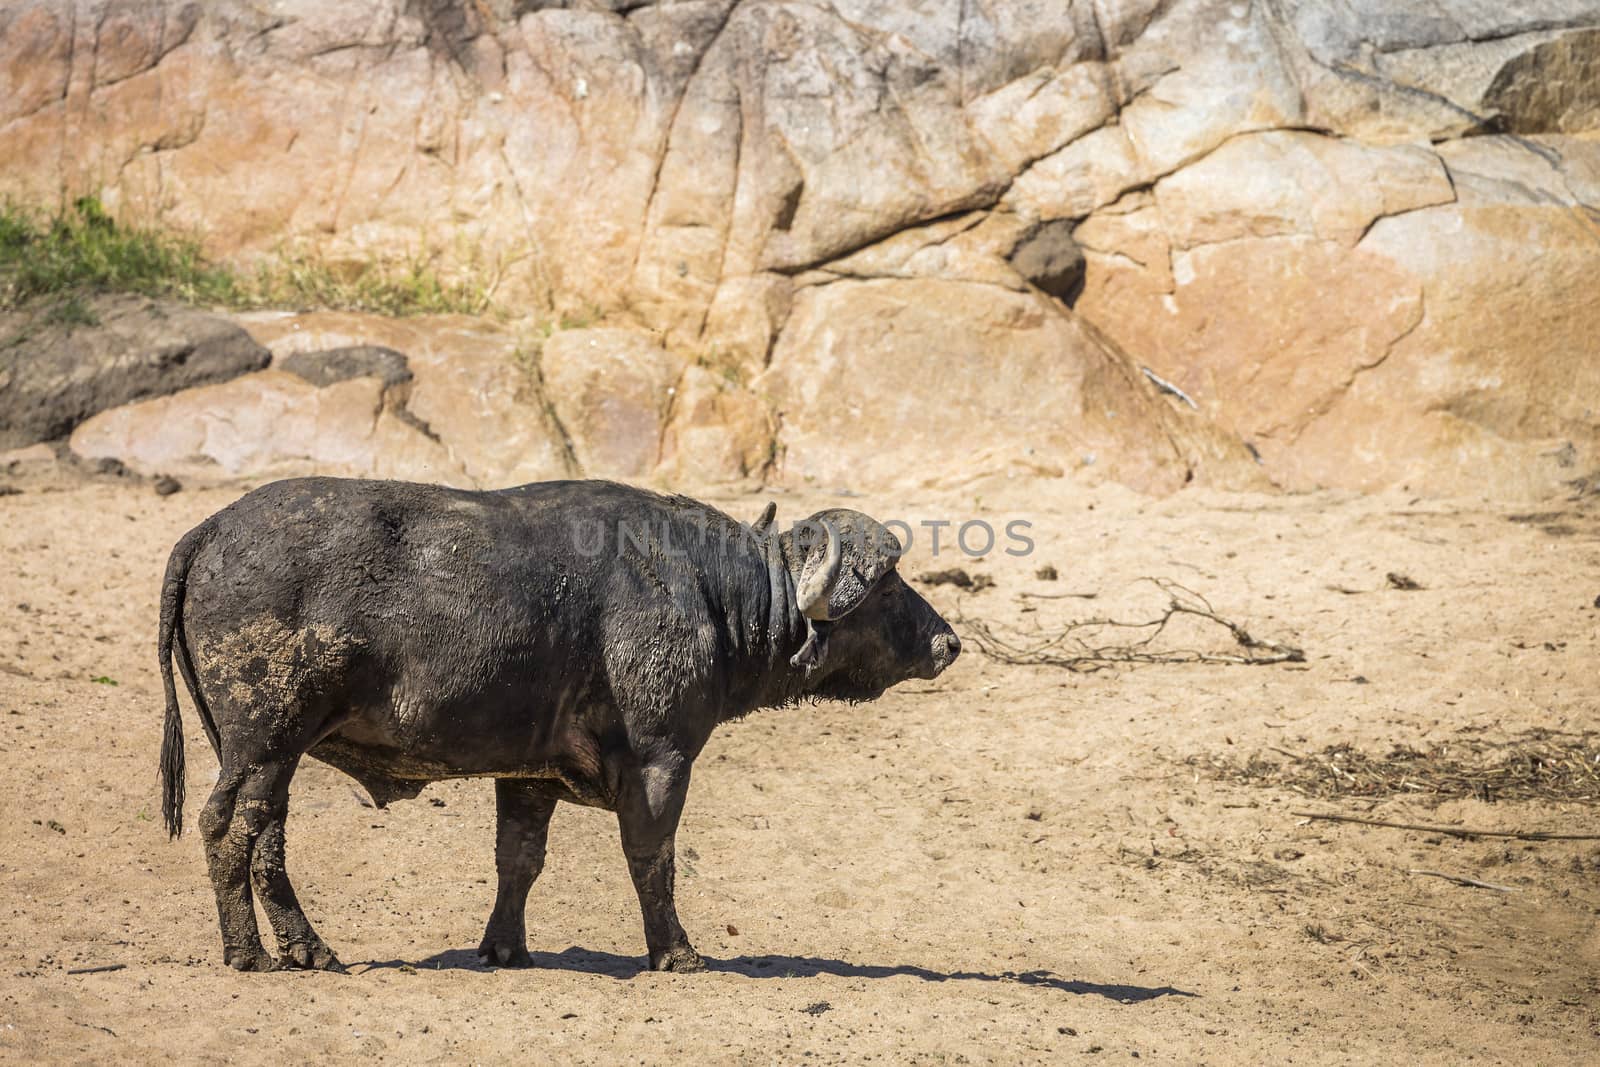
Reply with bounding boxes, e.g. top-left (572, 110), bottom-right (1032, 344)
top-left (782, 508), bottom-right (901, 622)
top-left (751, 501), bottom-right (777, 534)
